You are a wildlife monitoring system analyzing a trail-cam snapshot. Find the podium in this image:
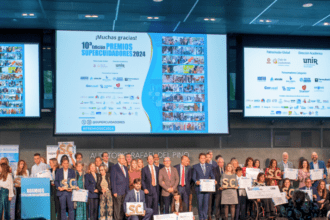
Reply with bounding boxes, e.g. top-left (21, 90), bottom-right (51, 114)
top-left (21, 178), bottom-right (50, 220)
